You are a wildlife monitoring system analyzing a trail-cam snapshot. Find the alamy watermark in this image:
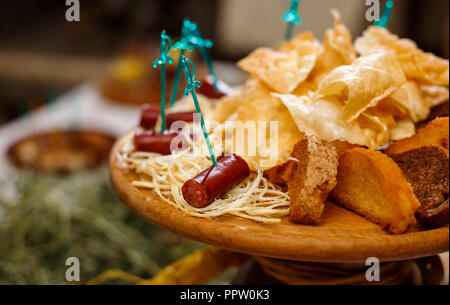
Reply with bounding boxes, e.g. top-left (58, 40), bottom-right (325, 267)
top-left (365, 257), bottom-right (381, 282)
top-left (65, 257), bottom-right (80, 282)
top-left (164, 115), bottom-right (280, 168)
top-left (365, 0), bottom-right (381, 22)
top-left (65, 0), bottom-right (80, 22)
